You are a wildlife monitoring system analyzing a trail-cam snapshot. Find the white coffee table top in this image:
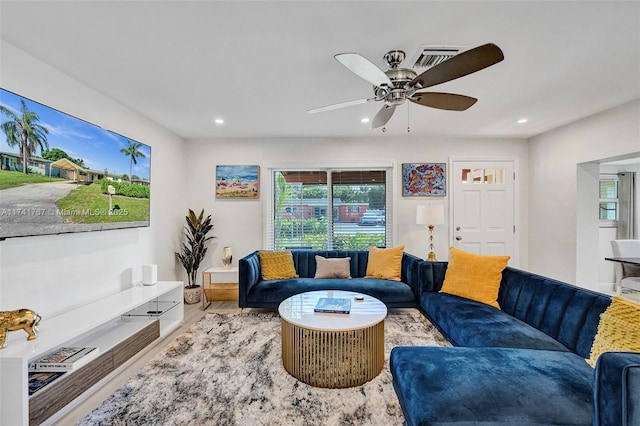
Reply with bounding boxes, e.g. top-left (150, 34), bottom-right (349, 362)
top-left (278, 290), bottom-right (387, 331)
